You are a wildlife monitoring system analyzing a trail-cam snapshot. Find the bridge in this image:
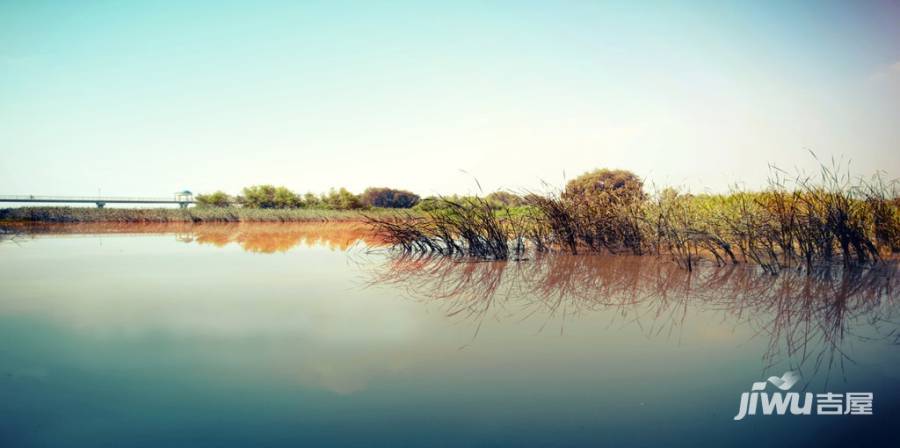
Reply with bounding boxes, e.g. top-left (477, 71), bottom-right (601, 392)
top-left (0, 191), bottom-right (195, 208)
